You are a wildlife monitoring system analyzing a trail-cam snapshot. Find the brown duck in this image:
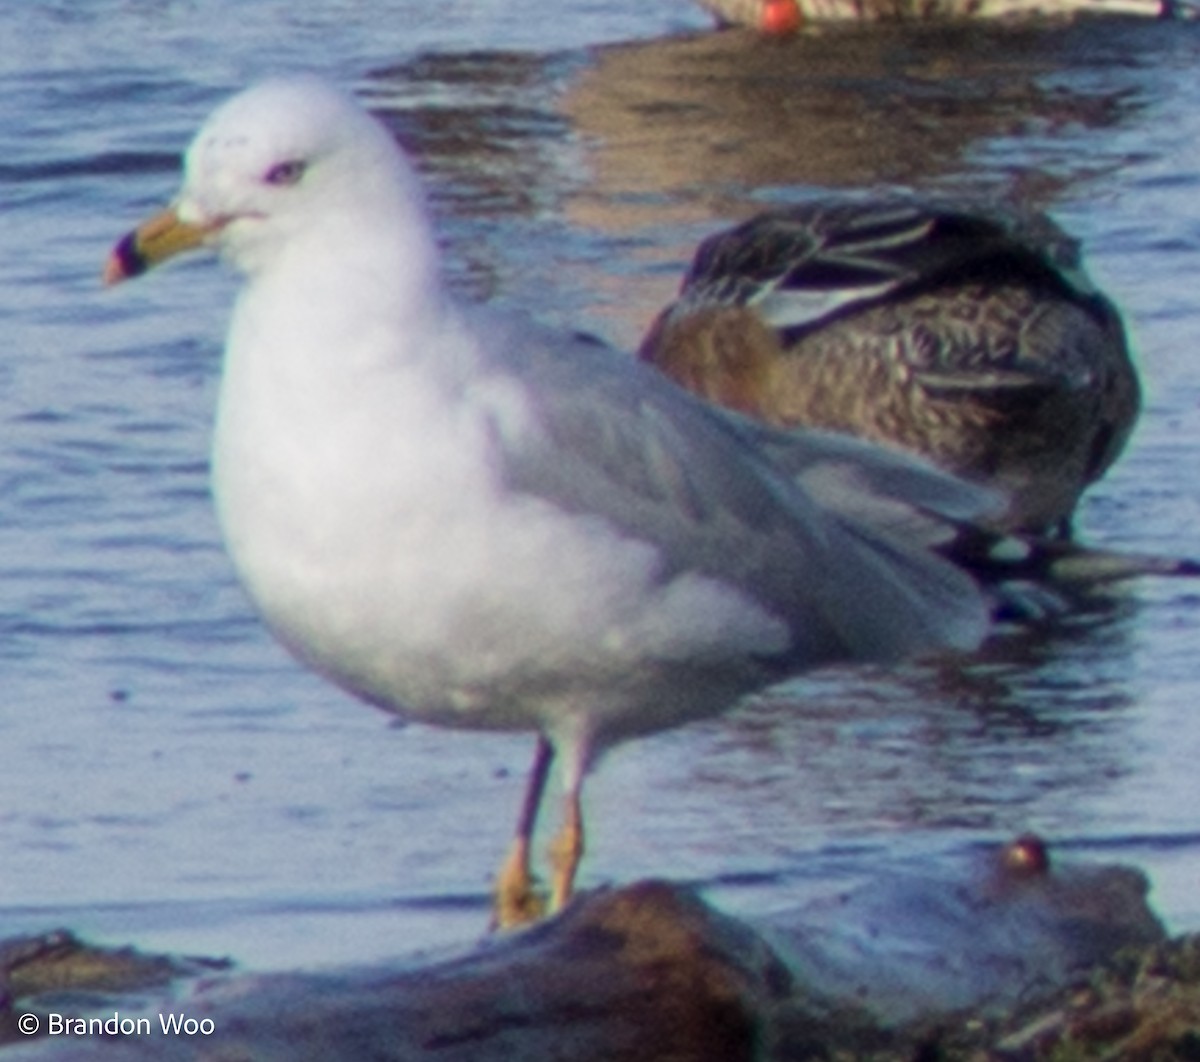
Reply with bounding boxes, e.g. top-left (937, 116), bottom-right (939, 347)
top-left (692, 0), bottom-right (1180, 27)
top-left (639, 198), bottom-right (1140, 537)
